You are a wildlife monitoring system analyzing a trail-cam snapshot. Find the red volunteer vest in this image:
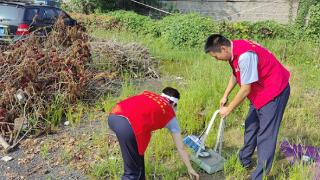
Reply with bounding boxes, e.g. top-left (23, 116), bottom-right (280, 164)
top-left (230, 40), bottom-right (290, 109)
top-left (110, 91), bottom-right (175, 155)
